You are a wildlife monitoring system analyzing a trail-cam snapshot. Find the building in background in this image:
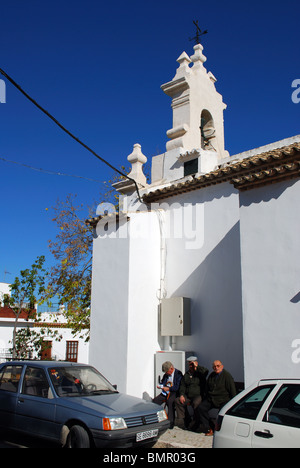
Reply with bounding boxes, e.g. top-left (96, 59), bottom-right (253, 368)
top-left (0, 282), bottom-right (89, 363)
